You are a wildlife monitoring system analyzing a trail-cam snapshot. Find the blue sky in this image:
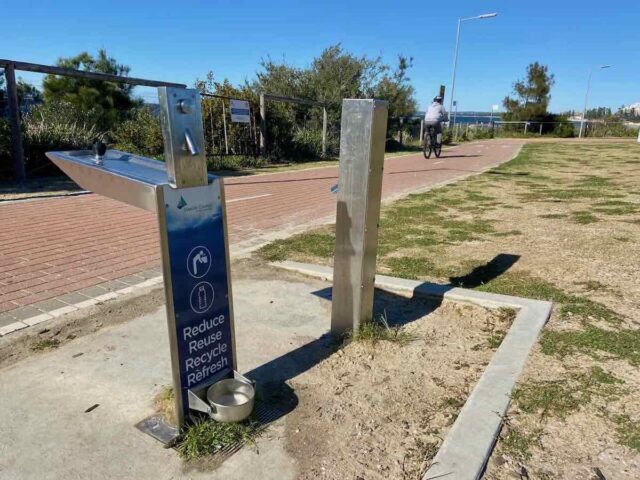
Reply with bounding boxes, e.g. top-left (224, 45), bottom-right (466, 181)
top-left (3, 0), bottom-right (639, 112)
